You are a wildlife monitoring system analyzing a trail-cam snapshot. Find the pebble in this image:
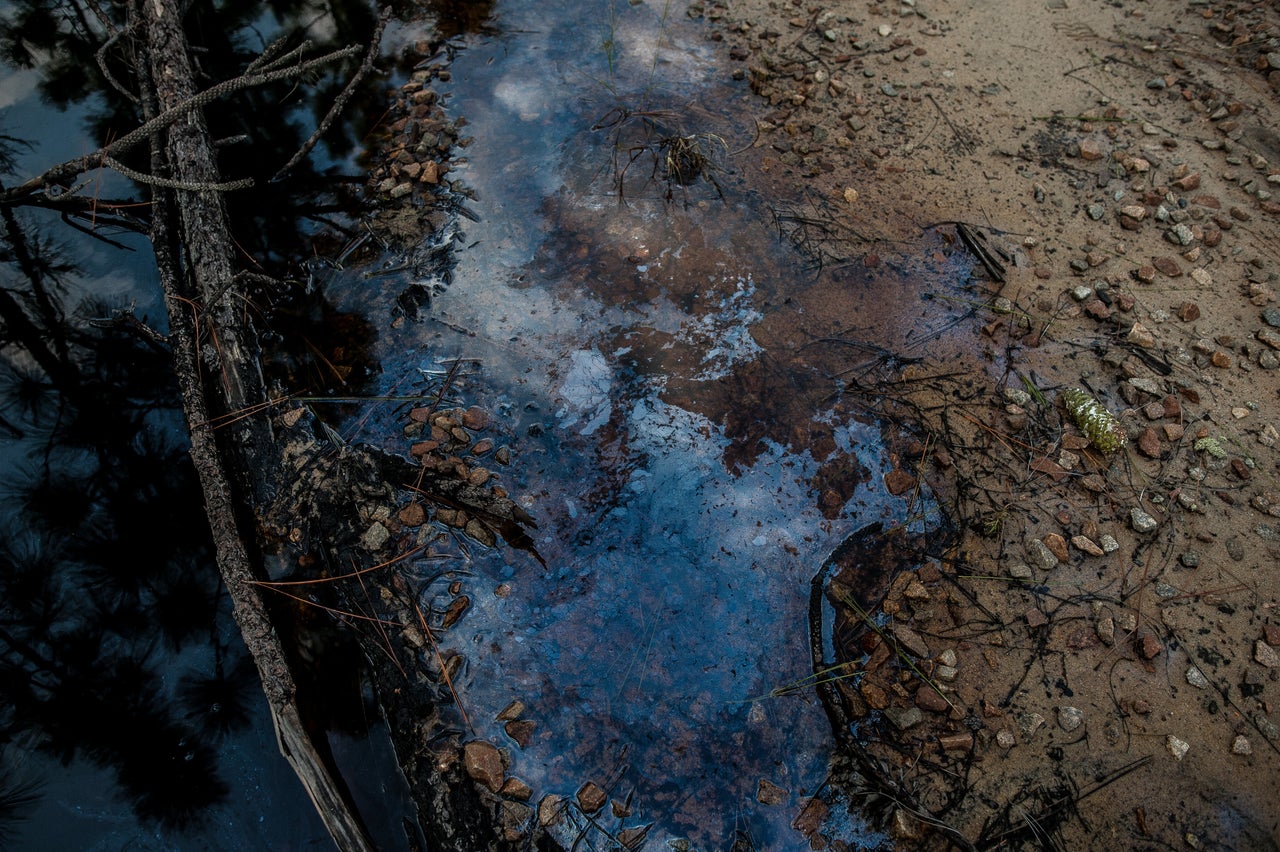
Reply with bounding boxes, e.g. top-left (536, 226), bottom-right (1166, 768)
top-left (1167, 735), bottom-right (1190, 761)
top-left (576, 781), bottom-right (607, 814)
top-left (1017, 711), bottom-right (1046, 737)
top-left (1128, 322), bottom-right (1156, 347)
top-left (1100, 533), bottom-right (1119, 552)
top-left (1087, 203), bottom-right (1106, 220)
top-left (1071, 535), bottom-right (1104, 556)
top-left (1130, 507), bottom-right (1159, 532)
top-left (1009, 562), bottom-right (1032, 580)
top-left (464, 741), bottom-right (505, 792)
top-left (1167, 223), bottom-right (1195, 245)
top-left (892, 624), bottom-right (931, 658)
top-left (1058, 706), bottom-right (1084, 731)
top-left (884, 706), bottom-right (923, 730)
top-left (1231, 735), bottom-right (1253, 755)
top-left (1255, 640), bottom-right (1279, 668)
top-left (1043, 533), bottom-right (1069, 562)
top-left (1026, 538), bottom-right (1059, 570)
top-left (996, 729), bottom-right (1017, 749)
top-left (1097, 615), bottom-right (1115, 645)
top-left (1186, 666), bottom-right (1210, 688)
